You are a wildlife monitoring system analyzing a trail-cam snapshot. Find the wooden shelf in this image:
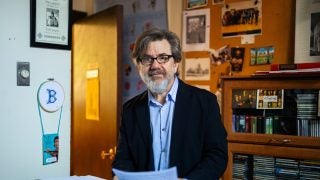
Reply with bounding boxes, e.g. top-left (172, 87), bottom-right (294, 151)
top-left (221, 74), bottom-right (320, 179)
